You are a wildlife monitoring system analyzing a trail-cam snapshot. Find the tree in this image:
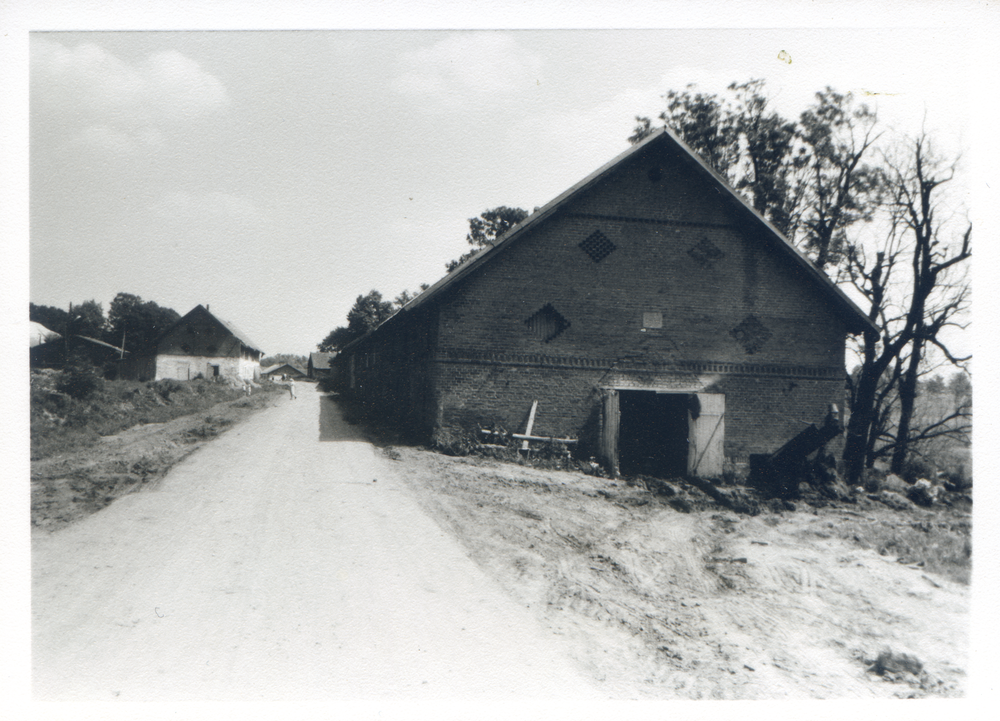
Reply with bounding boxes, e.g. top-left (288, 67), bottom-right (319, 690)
top-left (922, 374), bottom-right (946, 395)
top-left (797, 88), bottom-right (883, 270)
top-left (318, 290), bottom-right (395, 352)
top-left (68, 299), bottom-right (105, 340)
top-left (393, 284), bottom-right (429, 309)
top-left (261, 354), bottom-right (308, 368)
top-left (29, 303), bottom-right (70, 334)
top-left (840, 135), bottom-right (970, 482)
top-left (446, 206), bottom-right (529, 272)
top-left (105, 293), bottom-right (181, 355)
top-left (630, 82), bottom-right (882, 259)
top-left (948, 371), bottom-right (971, 405)
top-left (318, 326), bottom-right (355, 353)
